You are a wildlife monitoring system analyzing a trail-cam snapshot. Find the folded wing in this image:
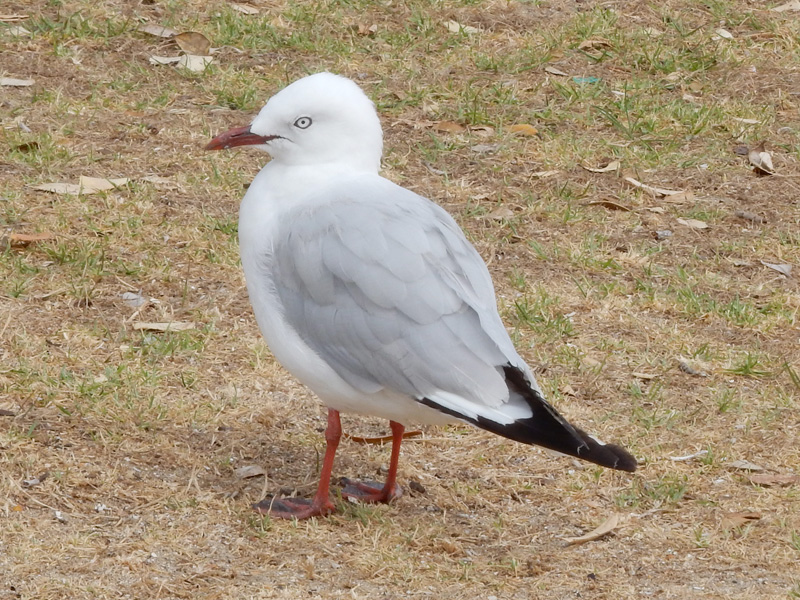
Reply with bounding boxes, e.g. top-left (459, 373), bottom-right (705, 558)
top-left (270, 175), bottom-right (636, 471)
